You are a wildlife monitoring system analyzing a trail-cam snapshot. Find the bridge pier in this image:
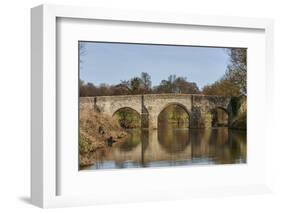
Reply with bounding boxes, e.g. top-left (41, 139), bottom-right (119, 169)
top-left (149, 114), bottom-right (158, 129)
